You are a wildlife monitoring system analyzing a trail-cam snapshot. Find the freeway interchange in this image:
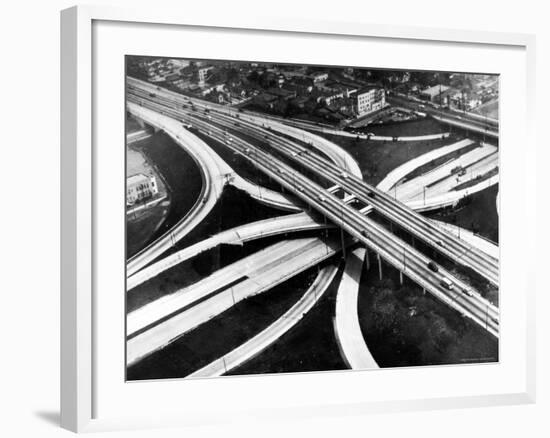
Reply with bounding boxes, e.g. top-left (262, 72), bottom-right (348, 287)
top-left (126, 77), bottom-right (500, 372)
